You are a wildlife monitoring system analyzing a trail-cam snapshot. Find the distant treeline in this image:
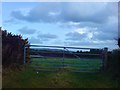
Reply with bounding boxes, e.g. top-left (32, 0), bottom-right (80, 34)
top-left (2, 29), bottom-right (30, 68)
top-left (30, 48), bottom-right (103, 54)
top-left (30, 48), bottom-right (103, 59)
